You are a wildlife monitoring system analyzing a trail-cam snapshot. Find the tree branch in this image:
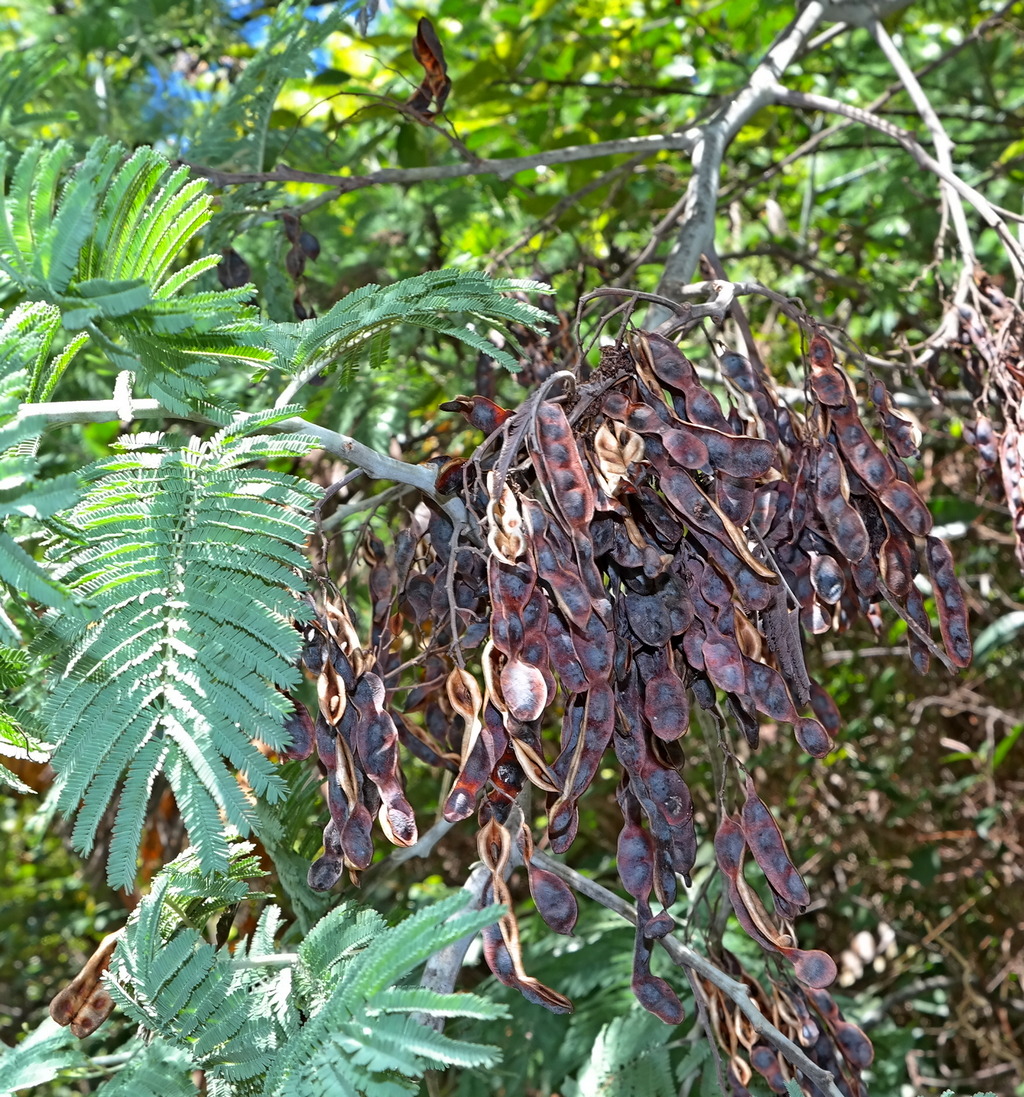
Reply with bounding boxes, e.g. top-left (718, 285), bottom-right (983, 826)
top-left (770, 86), bottom-right (1024, 282)
top-left (646, 1), bottom-right (829, 328)
top-left (530, 850), bottom-right (847, 1097)
top-left (19, 399), bottom-right (465, 522)
top-left (867, 17), bottom-right (976, 276)
top-left (181, 131), bottom-right (698, 193)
